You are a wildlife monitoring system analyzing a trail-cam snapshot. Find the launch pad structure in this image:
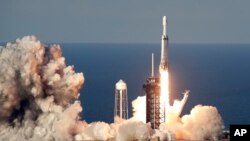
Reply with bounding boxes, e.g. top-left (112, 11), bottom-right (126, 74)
top-left (143, 76), bottom-right (162, 129)
top-left (143, 16), bottom-right (169, 129)
top-left (143, 53), bottom-right (163, 129)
